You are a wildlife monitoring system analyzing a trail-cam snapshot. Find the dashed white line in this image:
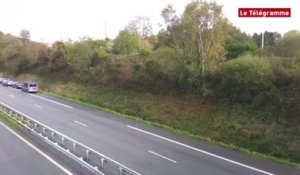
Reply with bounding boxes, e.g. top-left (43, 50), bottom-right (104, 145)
top-left (29, 94), bottom-right (73, 109)
top-left (127, 125), bottom-right (275, 175)
top-left (0, 121), bottom-right (73, 175)
top-left (9, 94), bottom-right (15, 98)
top-left (34, 104), bottom-right (42, 109)
top-left (74, 120), bottom-right (88, 127)
top-left (148, 150), bottom-right (177, 163)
